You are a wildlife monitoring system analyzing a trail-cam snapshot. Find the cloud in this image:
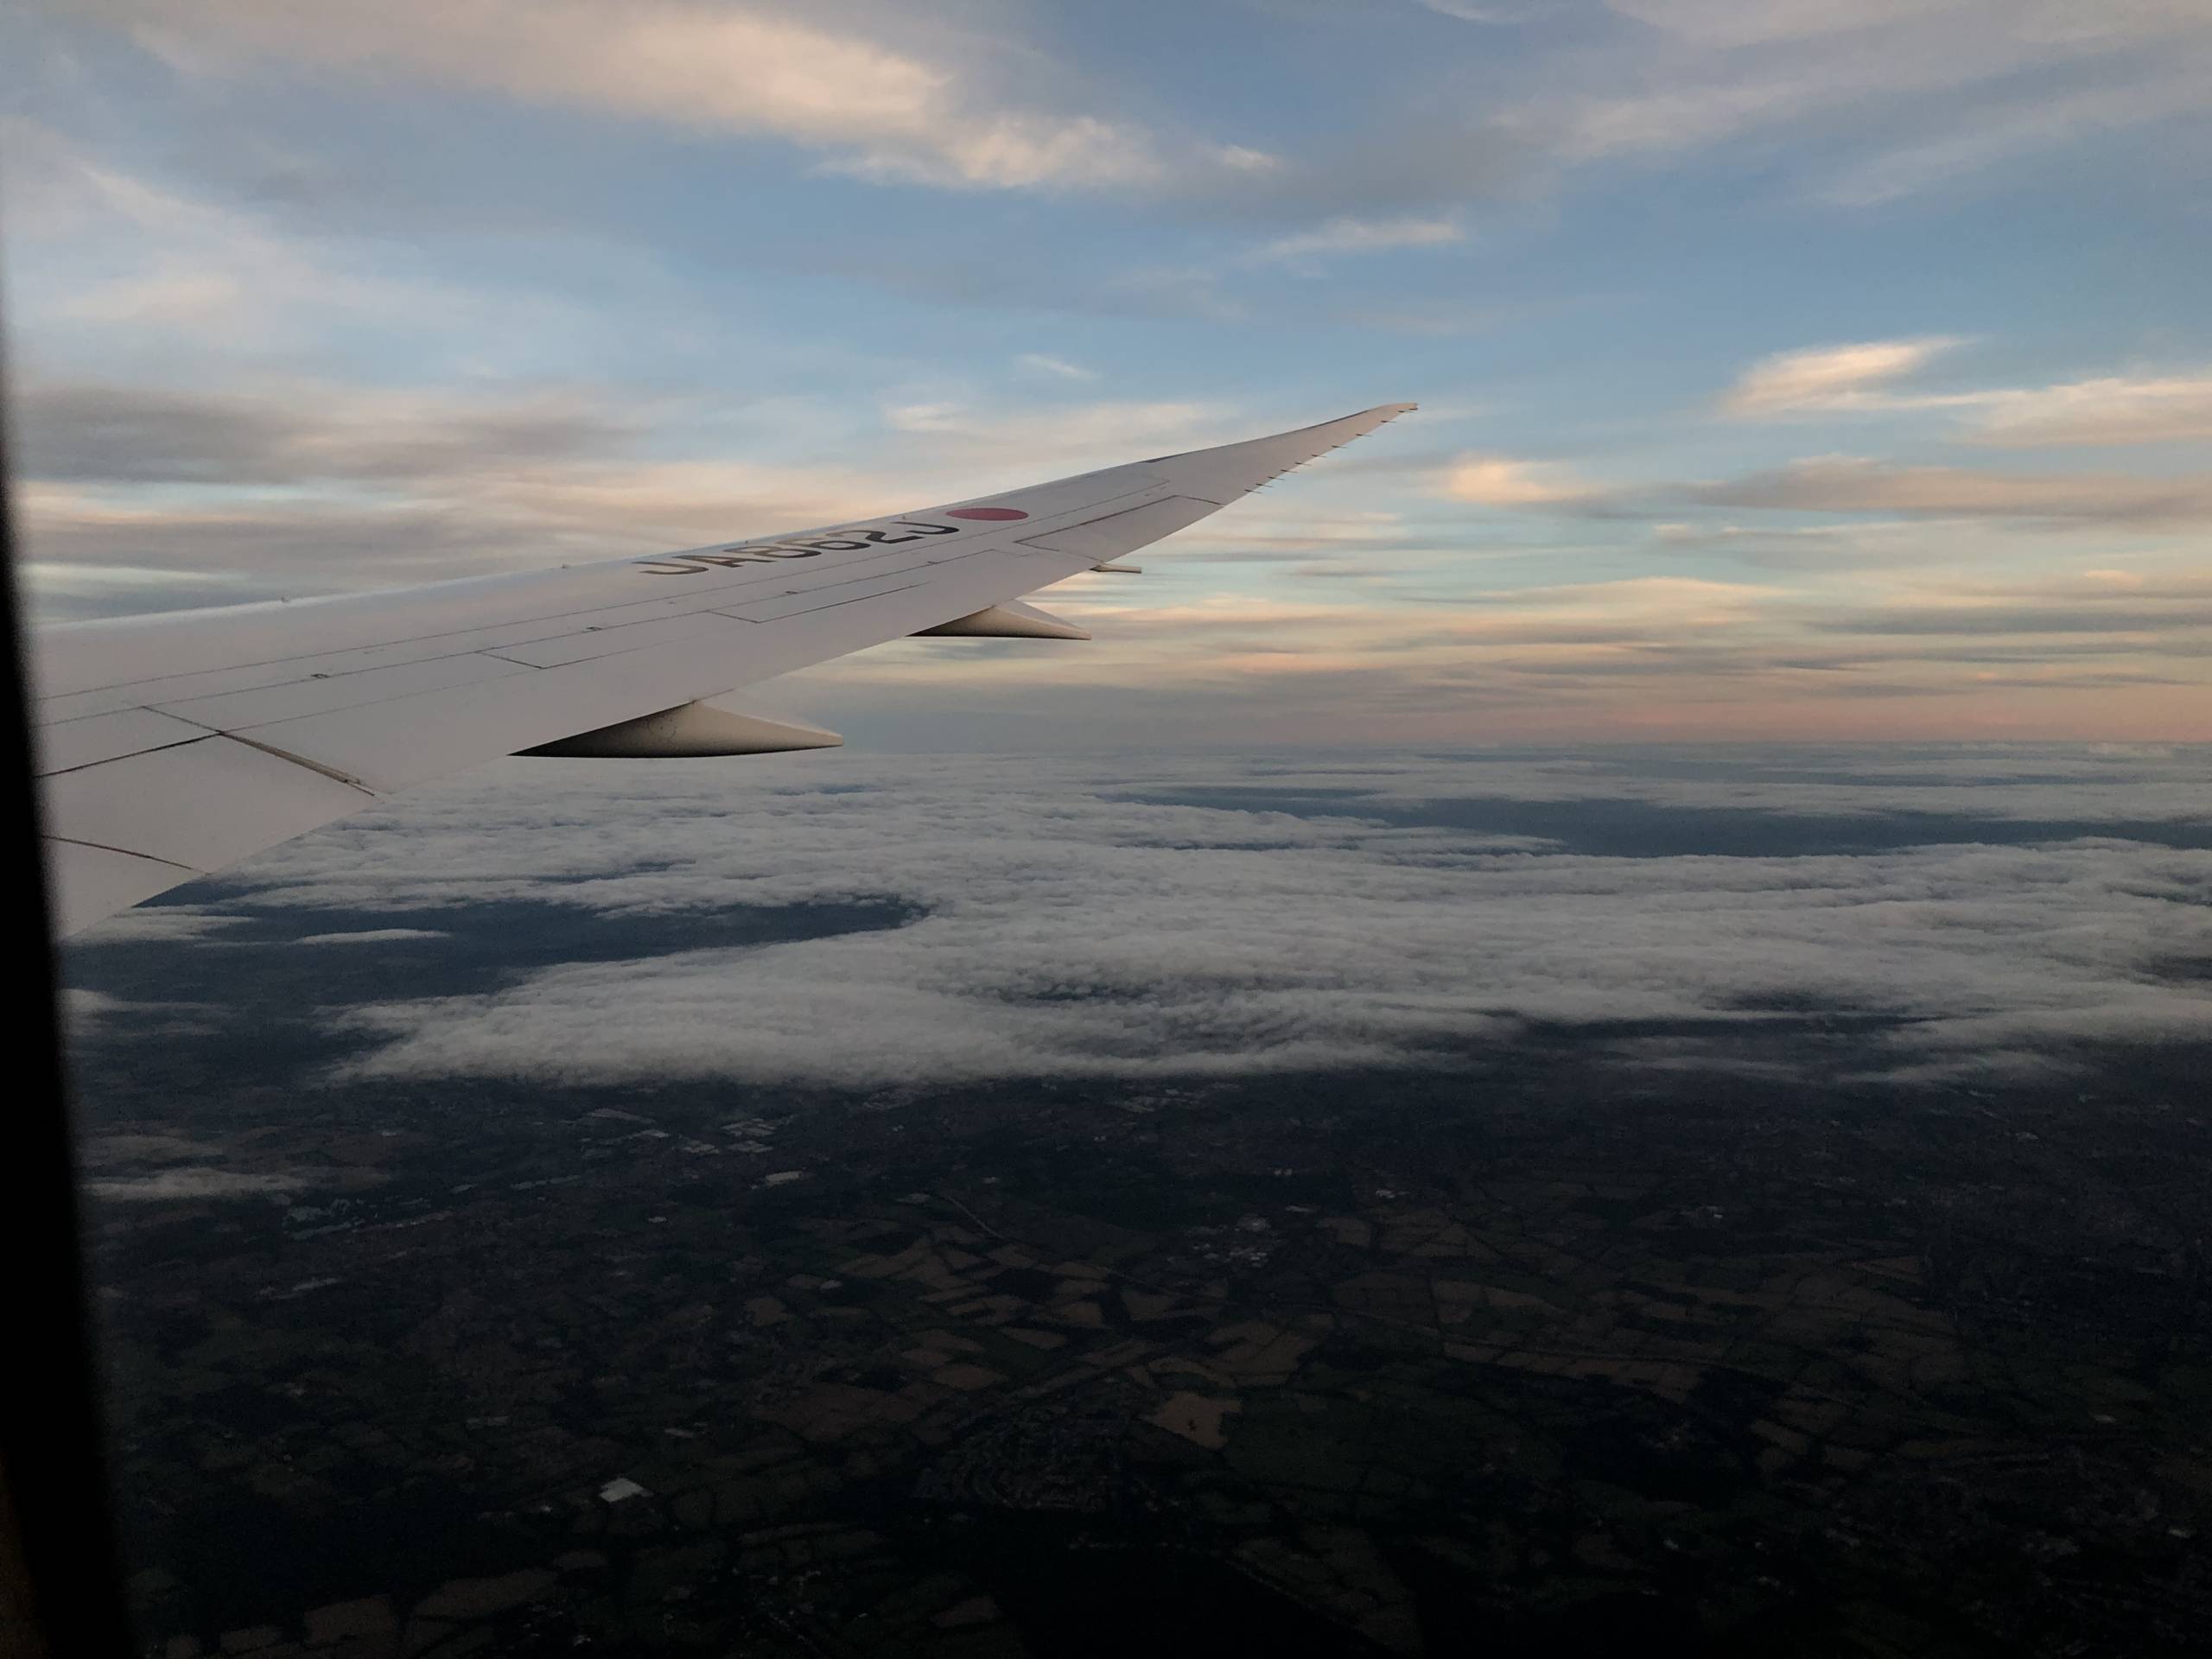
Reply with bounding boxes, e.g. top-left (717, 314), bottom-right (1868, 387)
top-left (1548, 0), bottom-right (2212, 202)
top-left (792, 543), bottom-right (2208, 744)
top-left (60, 987), bottom-right (227, 1043)
top-left (1648, 520), bottom-right (1938, 569)
top-left (295, 928), bottom-right (452, 945)
top-left (86, 1169), bottom-right (310, 1202)
top-left (1966, 374), bottom-right (2212, 448)
top-left (10, 375), bottom-right (1266, 615)
top-left (1414, 1), bottom-right (1529, 22)
top-left (77, 0), bottom-right (1248, 194)
top-left (75, 1122), bottom-right (341, 1201)
top-left (1014, 354), bottom-right (1096, 382)
top-left (1831, 607), bottom-right (2212, 639)
top-left (62, 906), bottom-right (246, 944)
top-left (112, 751), bottom-right (2206, 1094)
top-left (1439, 454), bottom-right (1600, 508)
top-left (1694, 456), bottom-right (2212, 525)
top-left (878, 399), bottom-right (1234, 470)
top-left (1255, 215), bottom-right (1465, 264)
top-left (14, 379), bottom-right (645, 488)
top-left (1816, 70), bottom-right (2210, 207)
top-left (1717, 342), bottom-right (2212, 448)
top-left (1814, 571), bottom-right (2212, 639)
top-left (22, 560), bottom-right (260, 603)
top-left (1605, 0), bottom-right (1943, 49)
top-left (1719, 337), bottom-right (1966, 415)
top-left (35, 0), bottom-right (2212, 252)
top-left (15, 435), bottom-right (905, 614)
top-left (1, 120), bottom-right (595, 372)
